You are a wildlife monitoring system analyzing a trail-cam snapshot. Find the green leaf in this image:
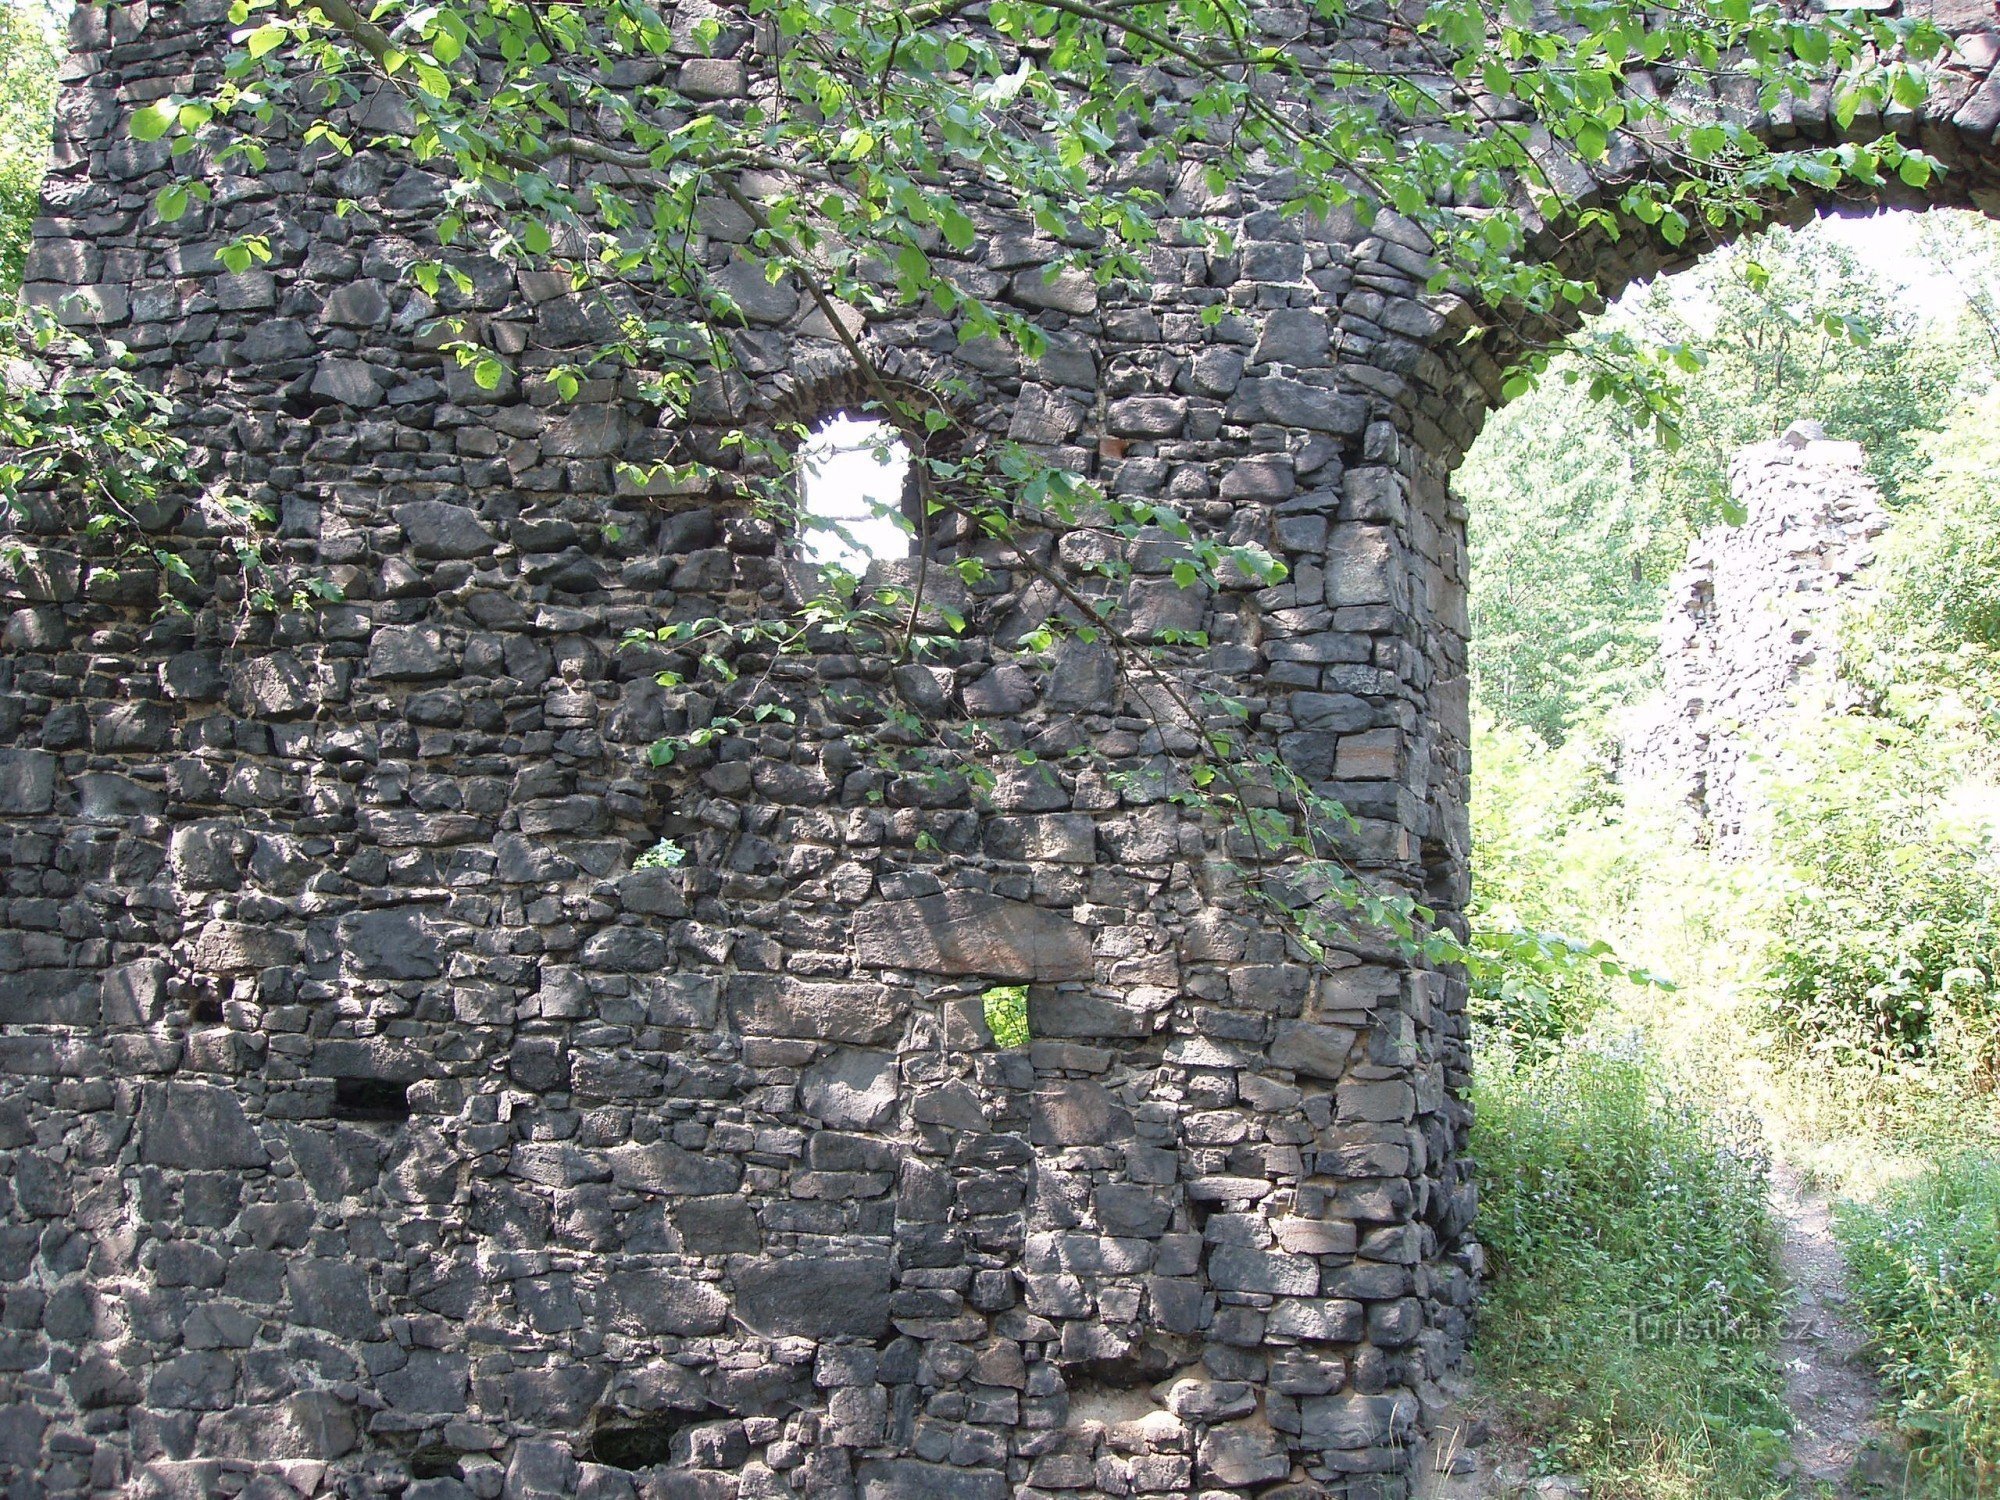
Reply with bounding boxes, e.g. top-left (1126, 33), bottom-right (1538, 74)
top-left (245, 22), bottom-right (287, 57)
top-left (131, 100), bottom-right (178, 142)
